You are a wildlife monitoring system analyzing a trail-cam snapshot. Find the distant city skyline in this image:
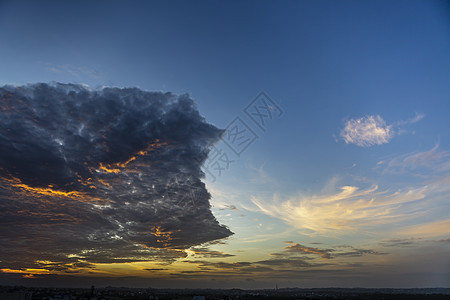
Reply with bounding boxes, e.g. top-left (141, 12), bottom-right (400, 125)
top-left (0, 0), bottom-right (449, 289)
